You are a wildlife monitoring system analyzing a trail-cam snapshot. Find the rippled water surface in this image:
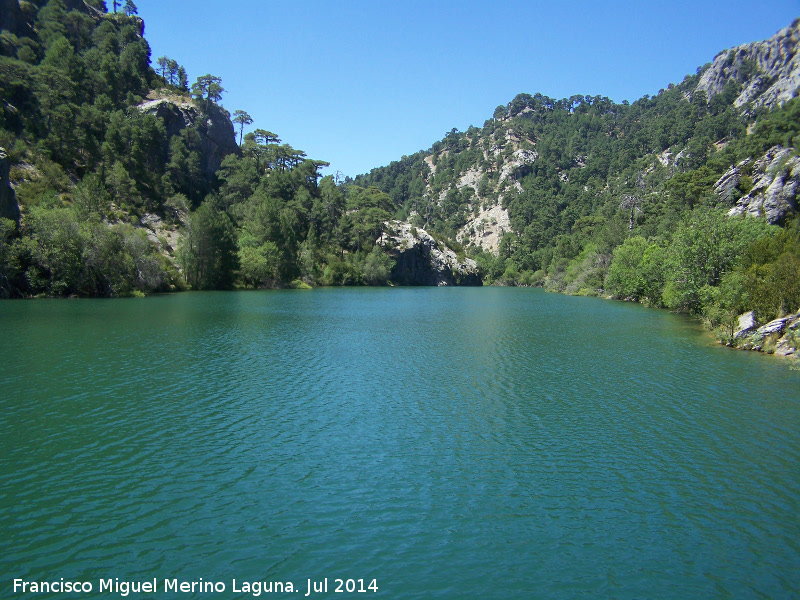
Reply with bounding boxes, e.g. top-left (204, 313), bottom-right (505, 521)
top-left (1, 288), bottom-right (799, 599)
